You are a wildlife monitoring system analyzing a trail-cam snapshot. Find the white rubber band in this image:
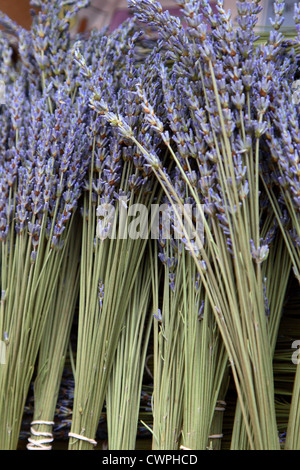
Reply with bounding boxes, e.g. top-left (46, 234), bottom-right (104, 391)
top-left (68, 432), bottom-right (97, 446)
top-left (215, 400), bottom-right (227, 411)
top-left (27, 421), bottom-right (54, 450)
top-left (180, 432), bottom-right (224, 452)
